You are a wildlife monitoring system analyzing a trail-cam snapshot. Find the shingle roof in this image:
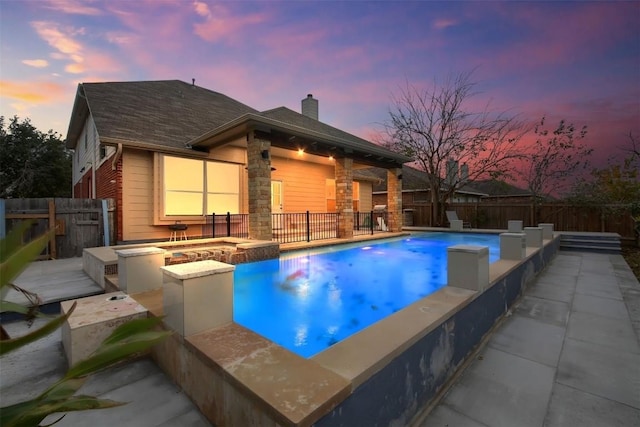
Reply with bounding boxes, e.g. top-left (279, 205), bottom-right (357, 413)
top-left (67, 80), bottom-right (257, 150)
top-left (472, 179), bottom-right (532, 197)
top-left (368, 165), bottom-right (487, 195)
top-left (66, 80), bottom-right (412, 167)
